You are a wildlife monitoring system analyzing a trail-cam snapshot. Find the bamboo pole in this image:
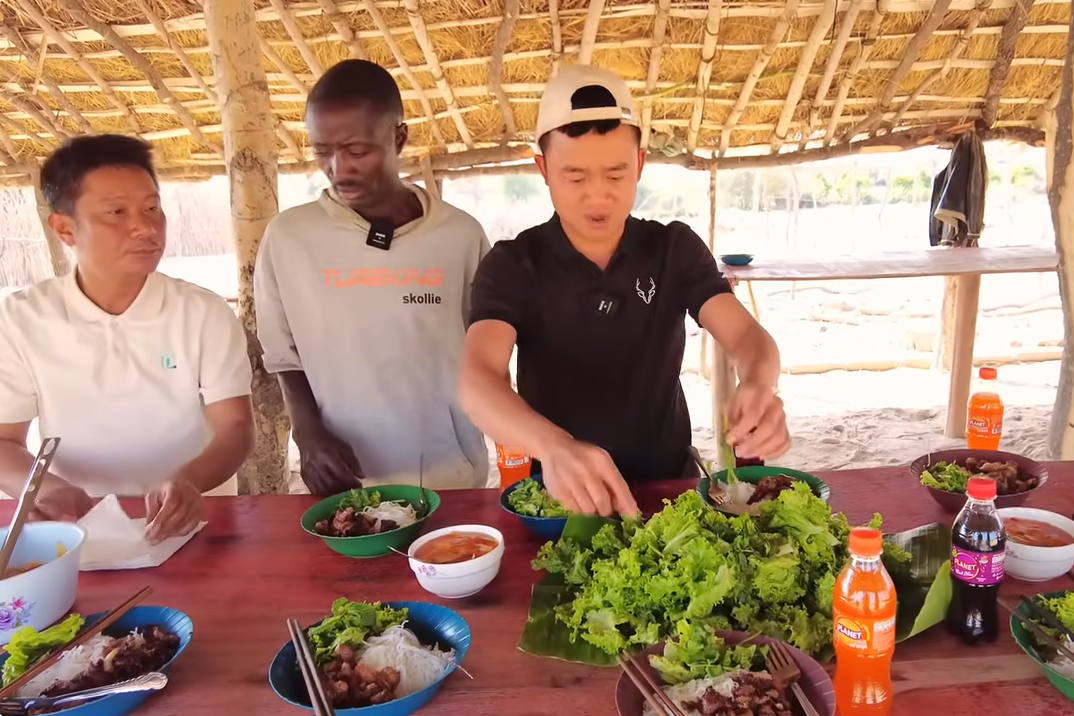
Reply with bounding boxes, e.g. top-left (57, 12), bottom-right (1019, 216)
top-left (640, 0), bottom-right (672, 149)
top-left (719, 0), bottom-right (799, 158)
top-left (826, 0), bottom-right (890, 144)
top-left (1046, 9), bottom-right (1074, 459)
top-left (845, 0), bottom-right (956, 140)
top-left (315, 0), bottom-right (368, 60)
top-left (686, 0), bottom-right (721, 154)
top-left (0, 24), bottom-right (92, 135)
top-left (258, 36), bottom-right (310, 96)
top-left (265, 0), bottom-right (324, 77)
top-left (203, 0), bottom-right (289, 495)
top-left (549, 0), bottom-right (563, 76)
top-left (488, 0), bottom-right (520, 139)
top-left (577, 0), bottom-right (607, 65)
top-left (802, 0), bottom-right (863, 150)
top-left (400, 0), bottom-right (473, 147)
top-left (982, 0), bottom-right (1037, 127)
top-left (772, 0), bottom-right (837, 152)
top-left (701, 164), bottom-right (717, 380)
